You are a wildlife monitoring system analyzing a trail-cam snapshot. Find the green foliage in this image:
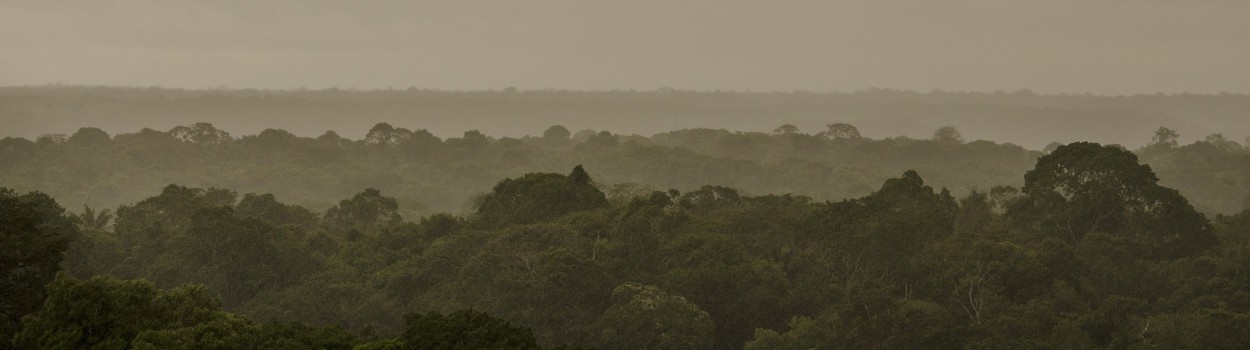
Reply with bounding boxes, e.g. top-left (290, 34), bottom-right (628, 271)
top-left (818, 123), bottom-right (861, 140)
top-left (0, 188), bottom-right (78, 347)
top-left (396, 309), bottom-right (540, 350)
top-left (932, 125), bottom-right (964, 143)
top-left (8, 130), bottom-right (1250, 348)
top-left (72, 205), bottom-right (114, 233)
top-left (324, 188), bottom-right (403, 235)
top-left (597, 282), bottom-right (715, 350)
top-left (0, 120), bottom-right (1046, 218)
top-left (743, 316), bottom-right (828, 350)
top-left (1011, 142), bottom-right (1216, 257)
top-left (13, 276), bottom-right (226, 349)
top-left (169, 122), bottom-right (233, 145)
top-left (1151, 126), bottom-right (1180, 148)
top-left (68, 127), bottom-right (112, 147)
top-left (475, 167), bottom-right (609, 227)
top-left (543, 125), bottom-right (571, 141)
top-left (236, 193), bottom-right (320, 231)
top-left (14, 275), bottom-right (357, 350)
